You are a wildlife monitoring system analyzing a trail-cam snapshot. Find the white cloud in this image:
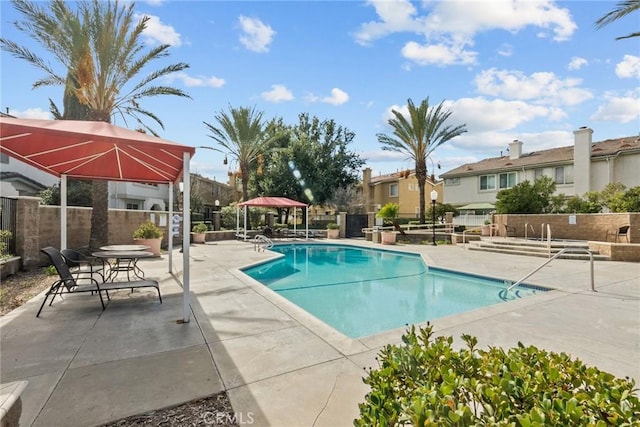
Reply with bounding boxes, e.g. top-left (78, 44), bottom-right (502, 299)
top-left (354, 0), bottom-right (576, 66)
top-left (261, 84), bottom-right (294, 103)
top-left (9, 108), bottom-right (51, 119)
top-left (568, 57), bottom-right (587, 71)
top-left (321, 88), bottom-right (349, 105)
top-left (135, 13), bottom-right (182, 46)
top-left (590, 93), bottom-right (640, 124)
top-left (474, 68), bottom-right (593, 106)
top-left (380, 97), bottom-right (561, 134)
top-left (451, 97), bottom-right (566, 131)
top-left (615, 55), bottom-right (640, 78)
top-left (355, 0), bottom-right (576, 42)
top-left (401, 40), bottom-right (477, 66)
top-left (238, 16), bottom-right (275, 53)
top-left (166, 71), bottom-right (225, 88)
top-left (497, 43), bottom-right (513, 57)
